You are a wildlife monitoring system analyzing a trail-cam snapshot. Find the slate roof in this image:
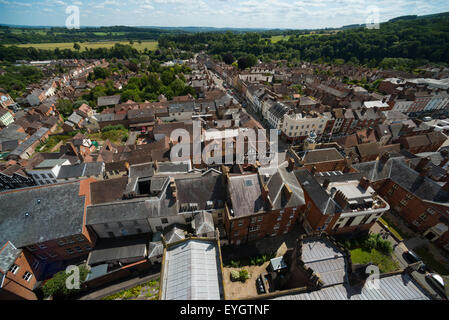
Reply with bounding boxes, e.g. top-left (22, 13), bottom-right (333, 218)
top-left (353, 157), bottom-right (449, 204)
top-left (175, 171), bottom-right (226, 210)
top-left (302, 238), bottom-right (347, 286)
top-left (90, 177), bottom-right (128, 205)
top-left (148, 241), bottom-right (163, 258)
top-left (0, 182), bottom-right (86, 248)
top-left (97, 95), bottom-right (121, 107)
top-left (295, 169), bottom-right (340, 215)
top-left (273, 273), bottom-right (431, 300)
top-left (228, 174), bottom-right (266, 217)
top-left (302, 148), bottom-right (344, 164)
top-left (266, 164), bottom-right (305, 210)
top-left (192, 211), bottom-right (215, 235)
top-left (0, 241), bottom-right (22, 273)
top-left (87, 241), bottom-right (147, 266)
